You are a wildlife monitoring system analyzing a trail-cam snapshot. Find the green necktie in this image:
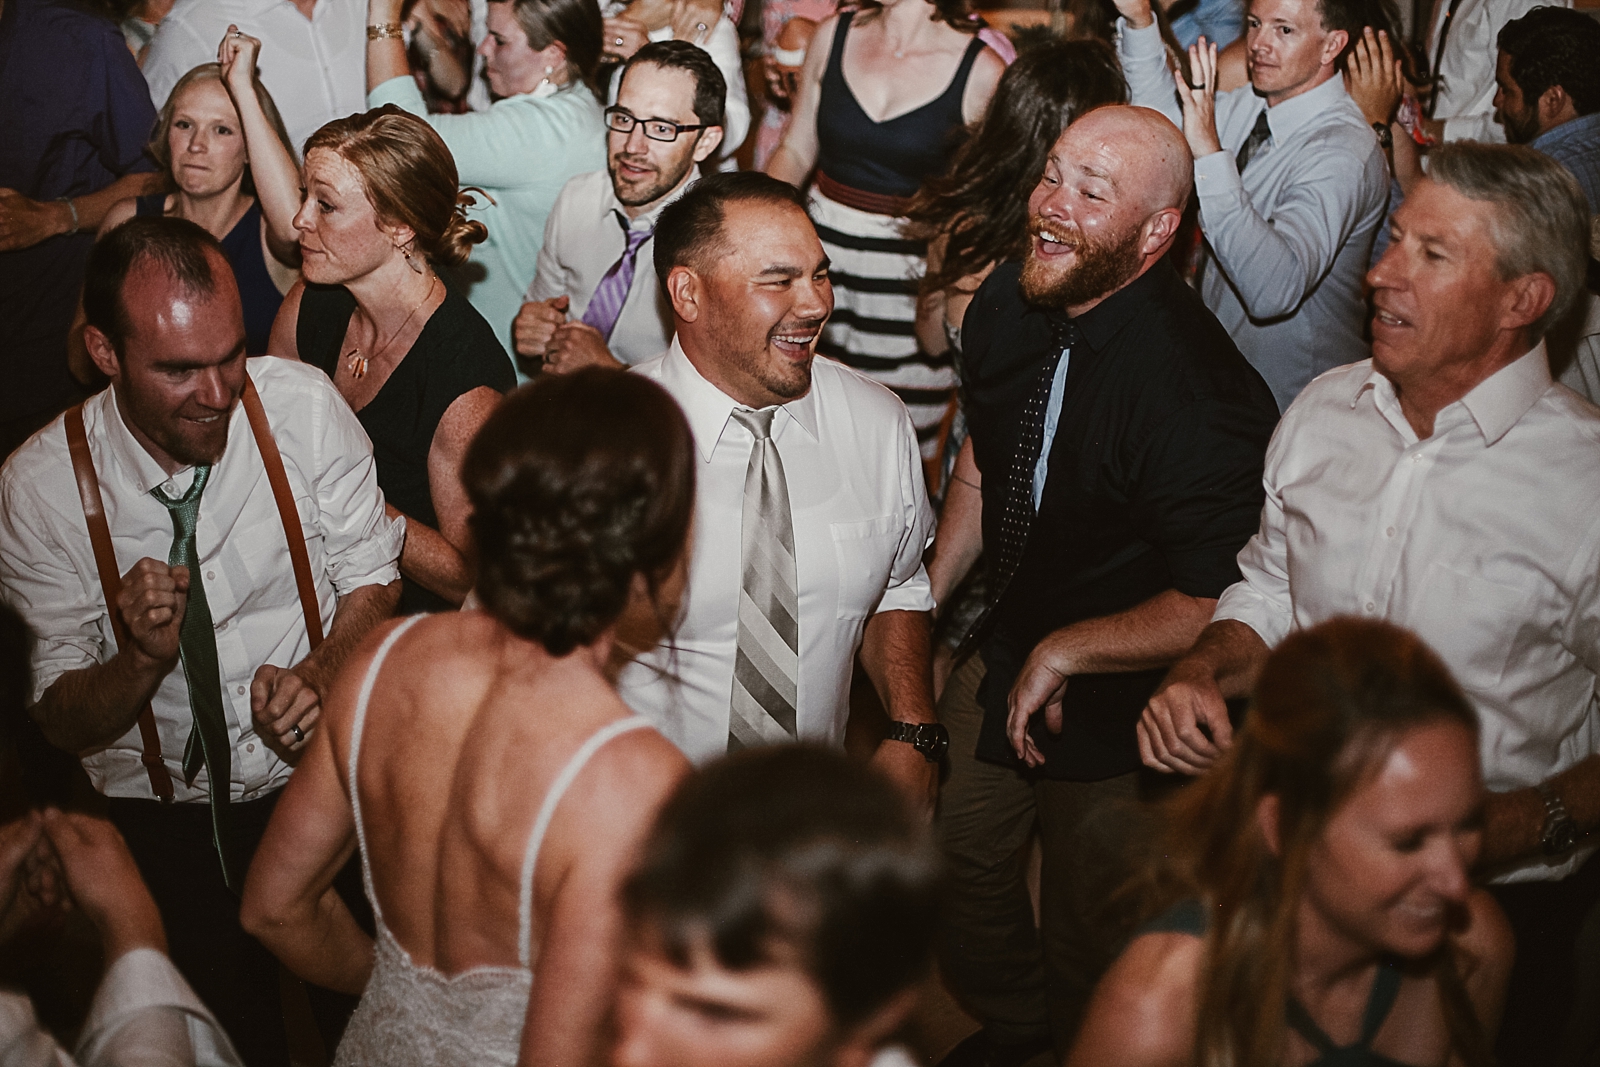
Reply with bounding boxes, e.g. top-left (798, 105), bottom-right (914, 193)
top-left (151, 465), bottom-right (244, 890)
